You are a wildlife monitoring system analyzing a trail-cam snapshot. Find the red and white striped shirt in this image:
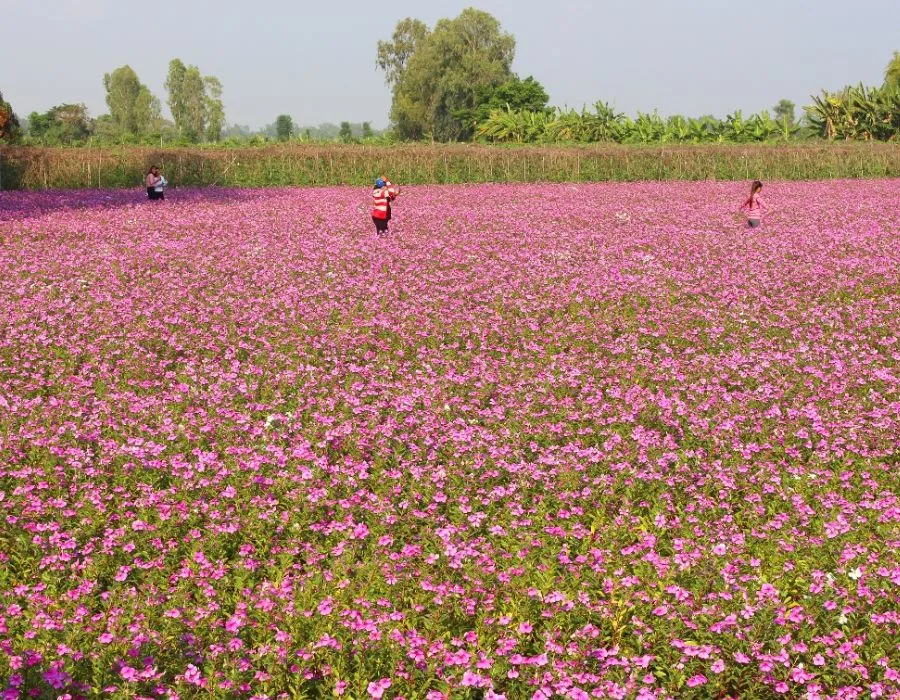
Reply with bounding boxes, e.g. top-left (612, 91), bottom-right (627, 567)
top-left (372, 181), bottom-right (398, 219)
